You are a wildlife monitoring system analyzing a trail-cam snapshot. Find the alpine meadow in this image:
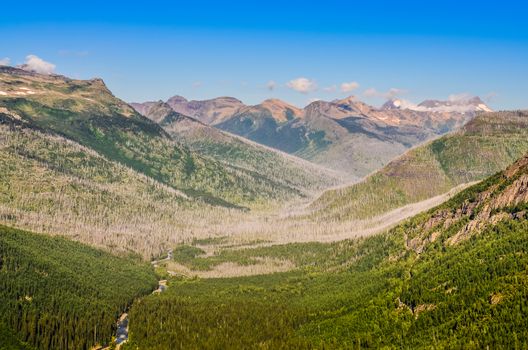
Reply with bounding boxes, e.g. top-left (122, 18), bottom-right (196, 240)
top-left (1, 1), bottom-right (528, 349)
